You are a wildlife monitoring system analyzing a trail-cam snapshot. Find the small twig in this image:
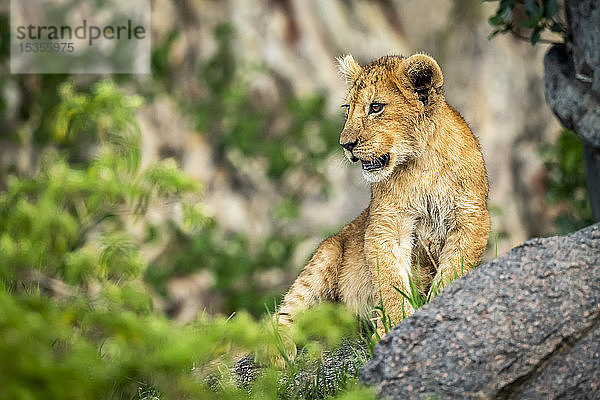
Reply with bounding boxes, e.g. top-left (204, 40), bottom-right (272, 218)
top-left (509, 27), bottom-right (562, 45)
